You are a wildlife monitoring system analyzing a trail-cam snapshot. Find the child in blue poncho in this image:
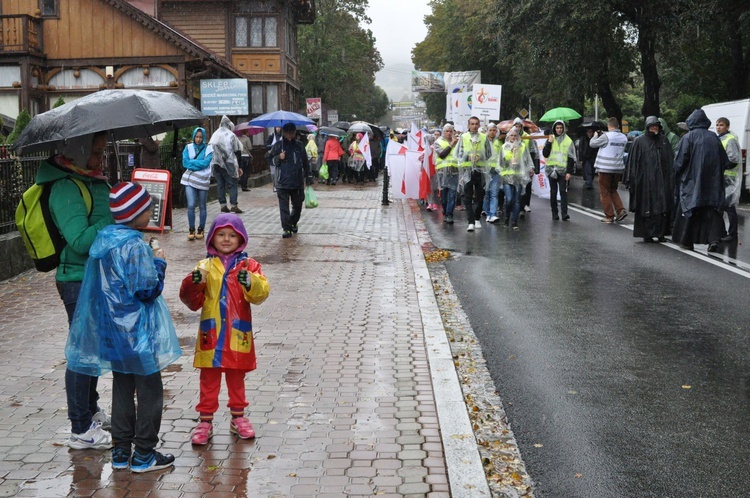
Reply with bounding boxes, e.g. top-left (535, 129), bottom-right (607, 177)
top-left (65, 182), bottom-right (181, 473)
